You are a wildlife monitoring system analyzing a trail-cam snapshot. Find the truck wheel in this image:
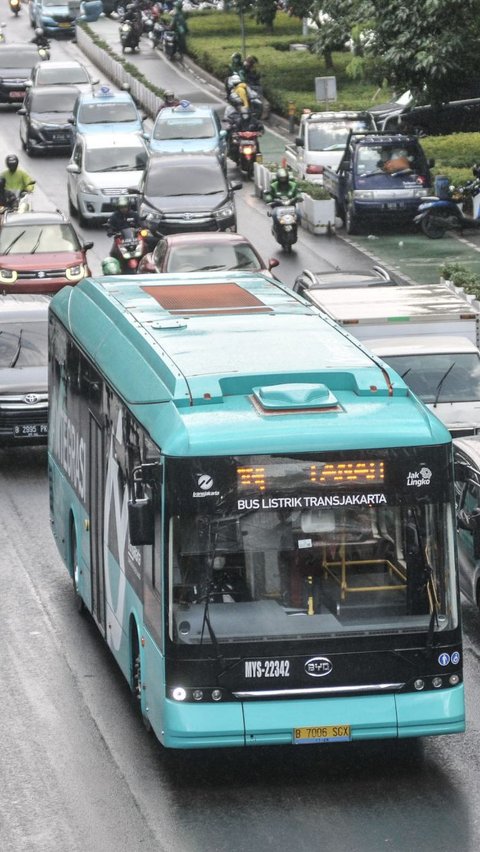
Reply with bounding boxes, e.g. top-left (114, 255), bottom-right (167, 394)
top-left (420, 210), bottom-right (448, 239)
top-left (345, 204), bottom-right (359, 235)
